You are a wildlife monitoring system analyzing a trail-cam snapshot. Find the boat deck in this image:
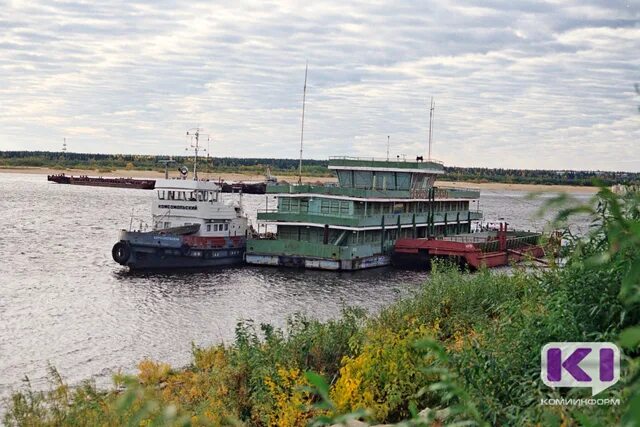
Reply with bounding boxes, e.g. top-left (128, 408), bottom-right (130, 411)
top-left (393, 225), bottom-right (545, 269)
